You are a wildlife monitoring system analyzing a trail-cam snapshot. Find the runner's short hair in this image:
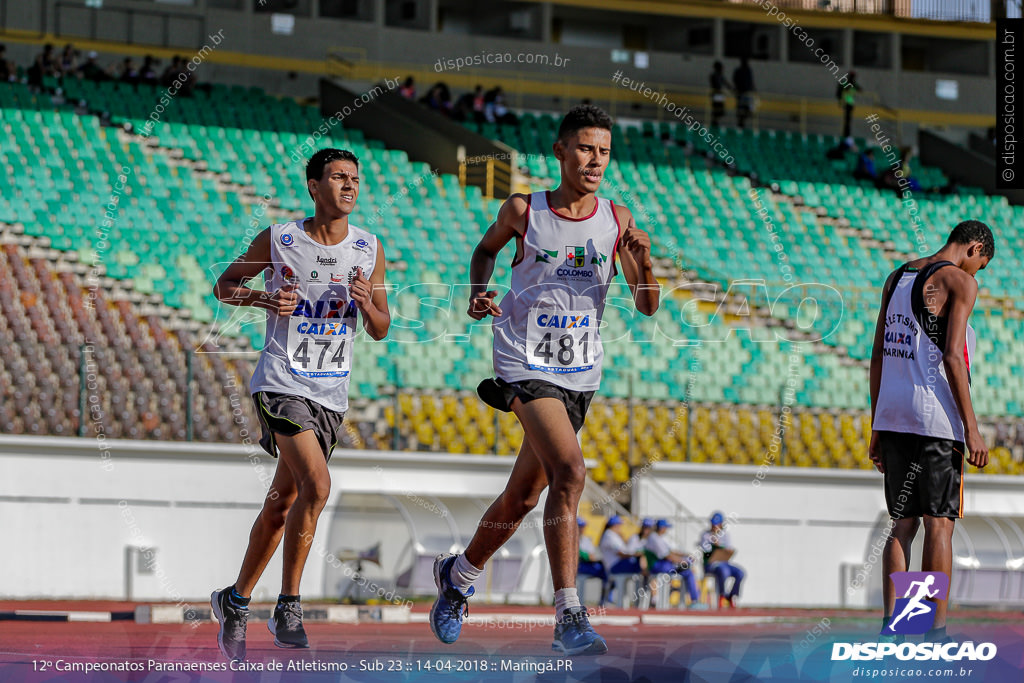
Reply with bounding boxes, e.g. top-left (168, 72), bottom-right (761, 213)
top-left (557, 105), bottom-right (613, 142)
top-left (946, 220), bottom-right (995, 260)
top-left (306, 148), bottom-right (359, 182)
